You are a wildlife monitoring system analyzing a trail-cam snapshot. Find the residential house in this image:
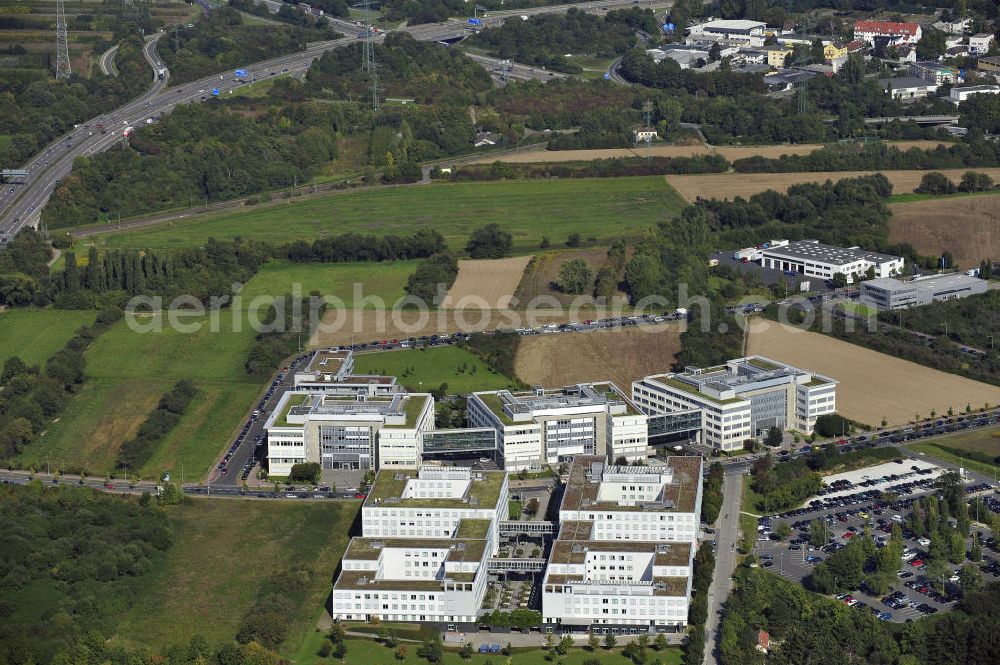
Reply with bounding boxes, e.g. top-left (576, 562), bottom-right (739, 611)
top-left (854, 20), bottom-right (922, 46)
top-left (764, 44), bottom-right (793, 68)
top-left (969, 33), bottom-right (994, 56)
